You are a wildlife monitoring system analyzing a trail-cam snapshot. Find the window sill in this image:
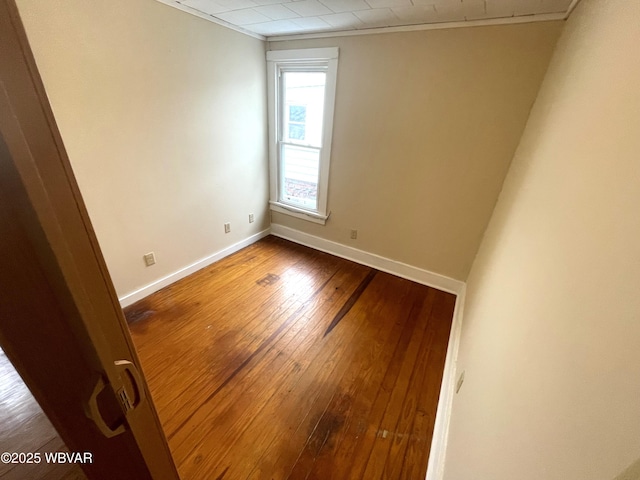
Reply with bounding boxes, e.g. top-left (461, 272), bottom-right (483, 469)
top-left (269, 201), bottom-right (328, 225)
